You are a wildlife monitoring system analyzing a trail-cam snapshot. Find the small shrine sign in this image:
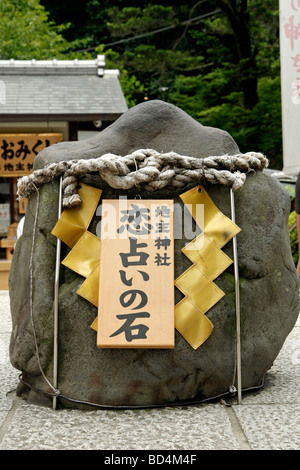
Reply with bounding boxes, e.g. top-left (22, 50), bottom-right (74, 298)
top-left (97, 199), bottom-right (175, 348)
top-left (0, 133), bottom-right (63, 176)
